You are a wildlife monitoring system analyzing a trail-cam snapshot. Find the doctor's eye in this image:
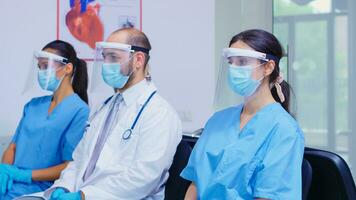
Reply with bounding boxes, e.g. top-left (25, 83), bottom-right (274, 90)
top-left (103, 53), bottom-right (121, 63)
top-left (38, 63), bottom-right (48, 70)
